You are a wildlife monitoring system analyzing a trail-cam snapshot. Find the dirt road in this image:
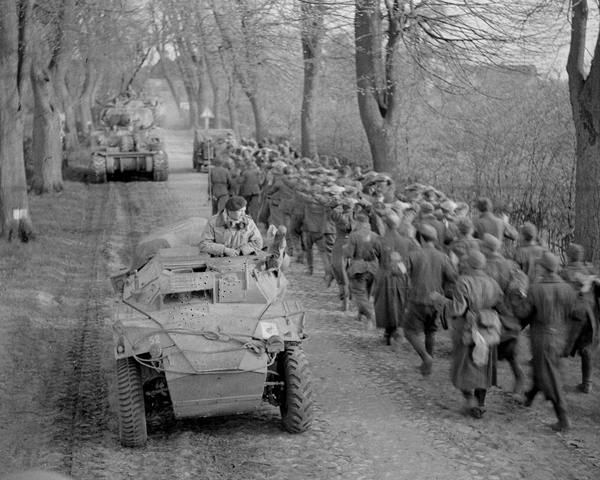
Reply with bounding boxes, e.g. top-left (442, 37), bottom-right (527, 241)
top-left (1, 130), bottom-right (598, 479)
